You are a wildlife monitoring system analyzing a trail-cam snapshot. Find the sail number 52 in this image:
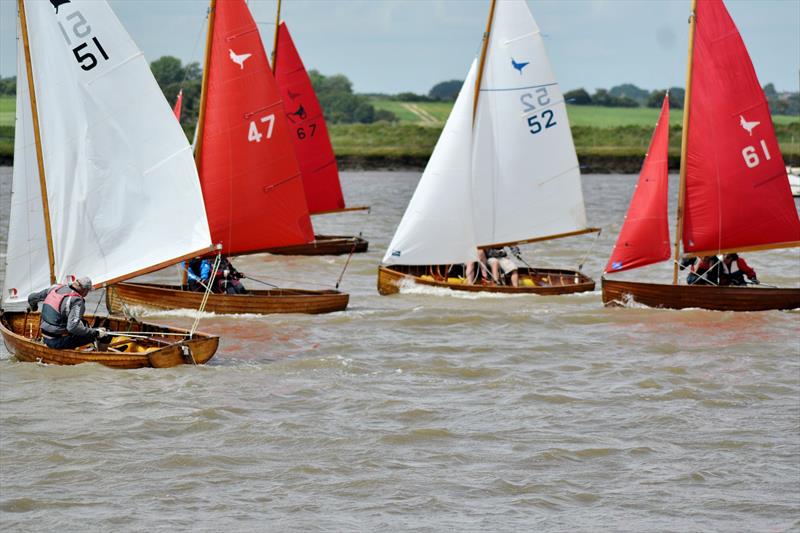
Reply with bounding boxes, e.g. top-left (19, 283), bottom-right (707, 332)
top-left (742, 140), bottom-right (771, 169)
top-left (248, 115), bottom-right (275, 143)
top-left (520, 88), bottom-right (557, 135)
